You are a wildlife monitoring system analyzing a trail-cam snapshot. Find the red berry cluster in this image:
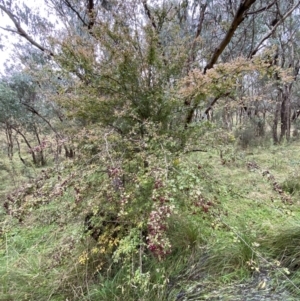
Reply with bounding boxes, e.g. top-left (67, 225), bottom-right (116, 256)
top-left (147, 179), bottom-right (173, 260)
